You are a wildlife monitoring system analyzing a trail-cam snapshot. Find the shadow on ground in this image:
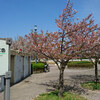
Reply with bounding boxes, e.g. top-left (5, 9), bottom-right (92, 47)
top-left (38, 74), bottom-right (100, 95)
top-left (69, 75), bottom-right (100, 83)
top-left (38, 79), bottom-right (87, 95)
